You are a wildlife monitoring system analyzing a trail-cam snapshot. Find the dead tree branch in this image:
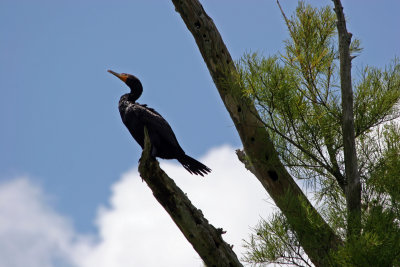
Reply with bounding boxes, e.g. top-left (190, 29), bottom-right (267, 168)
top-left (138, 128), bottom-right (242, 267)
top-left (332, 0), bottom-right (362, 238)
top-left (170, 0), bottom-right (342, 265)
